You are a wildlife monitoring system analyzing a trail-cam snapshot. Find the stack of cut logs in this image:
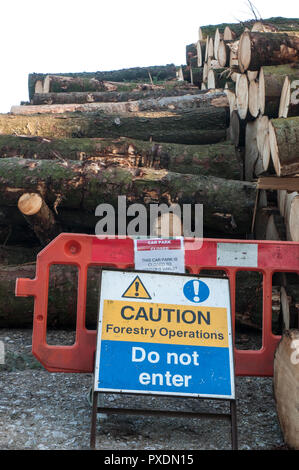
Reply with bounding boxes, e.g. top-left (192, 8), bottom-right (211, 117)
top-left (0, 17), bottom-right (299, 334)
